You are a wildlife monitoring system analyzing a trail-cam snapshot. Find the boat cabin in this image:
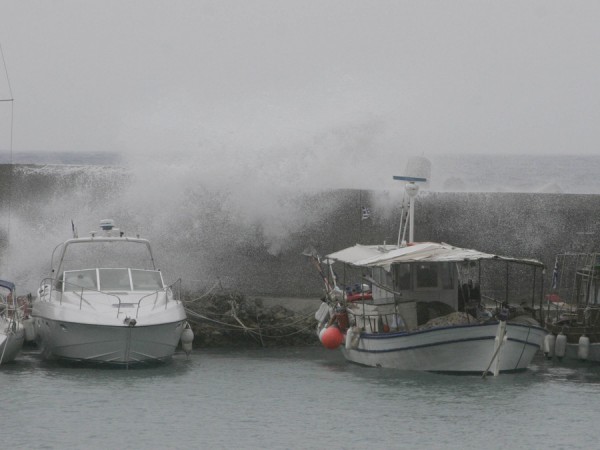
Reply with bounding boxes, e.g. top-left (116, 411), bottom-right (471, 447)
top-left (362, 260), bottom-right (475, 332)
top-left (372, 262), bottom-right (457, 306)
top-left (325, 242), bottom-right (543, 333)
top-left (575, 258), bottom-right (600, 306)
